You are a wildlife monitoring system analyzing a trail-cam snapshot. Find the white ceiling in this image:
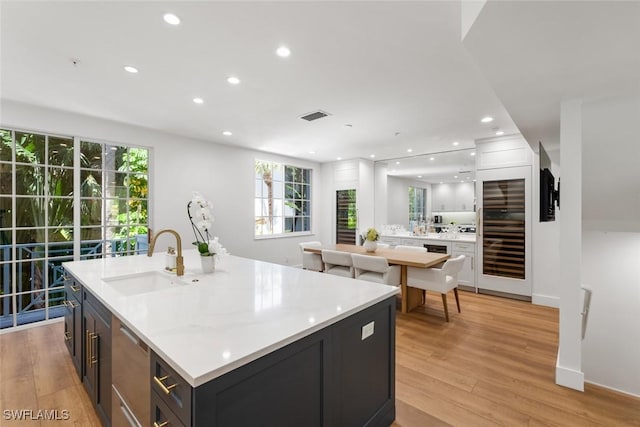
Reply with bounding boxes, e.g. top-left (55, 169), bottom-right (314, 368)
top-left (0, 1), bottom-right (520, 163)
top-left (463, 1), bottom-right (640, 151)
top-left (384, 148), bottom-right (477, 184)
